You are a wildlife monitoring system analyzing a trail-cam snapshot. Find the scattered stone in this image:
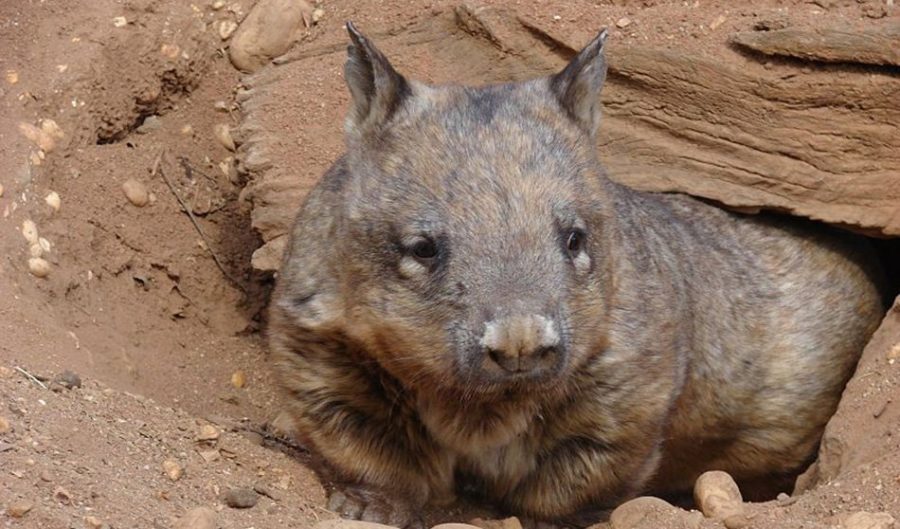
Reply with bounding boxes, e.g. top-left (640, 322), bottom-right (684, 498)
top-left (616, 17), bottom-right (632, 29)
top-left (41, 119), bottom-right (64, 141)
top-left (231, 370), bottom-right (246, 388)
top-left (112, 16), bottom-right (128, 27)
top-left (19, 122), bottom-right (55, 152)
top-left (5, 70), bottom-right (18, 84)
top-left (468, 517), bottom-right (522, 529)
top-left (888, 342), bottom-right (900, 361)
top-left (214, 123), bottom-right (236, 151)
top-left (54, 486), bottom-right (73, 505)
top-left (197, 449), bottom-right (220, 463)
top-left (694, 470), bottom-right (744, 521)
top-left (0, 182), bottom-right (5, 197)
top-left (217, 19), bottom-right (238, 40)
top-left (0, 415), bottom-right (11, 433)
top-left (609, 496), bottom-right (683, 529)
top-left (162, 459), bottom-right (184, 481)
top-left (161, 43), bottom-right (181, 60)
top-left (181, 124), bottom-right (194, 135)
top-left (136, 115), bottom-right (162, 134)
top-left (843, 511), bottom-right (896, 529)
top-left (53, 370), bottom-right (82, 390)
top-left (197, 424), bottom-right (220, 442)
top-left (122, 179), bottom-right (150, 207)
top-left (6, 500), bottom-right (34, 518)
top-left (211, 0), bottom-right (226, 10)
top-left (223, 486), bottom-right (258, 509)
top-left (22, 219), bottom-right (39, 244)
top-left (709, 14), bottom-right (726, 30)
top-left (84, 515), bottom-right (104, 529)
top-left (175, 506), bottom-right (216, 529)
top-left (44, 191), bottom-right (61, 211)
top-left (28, 257), bottom-right (51, 278)
top-left (228, 0), bottom-right (313, 72)
top-left (312, 7), bottom-right (325, 23)
top-left (38, 237), bottom-right (51, 254)
top-left (29, 243), bottom-right (43, 258)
